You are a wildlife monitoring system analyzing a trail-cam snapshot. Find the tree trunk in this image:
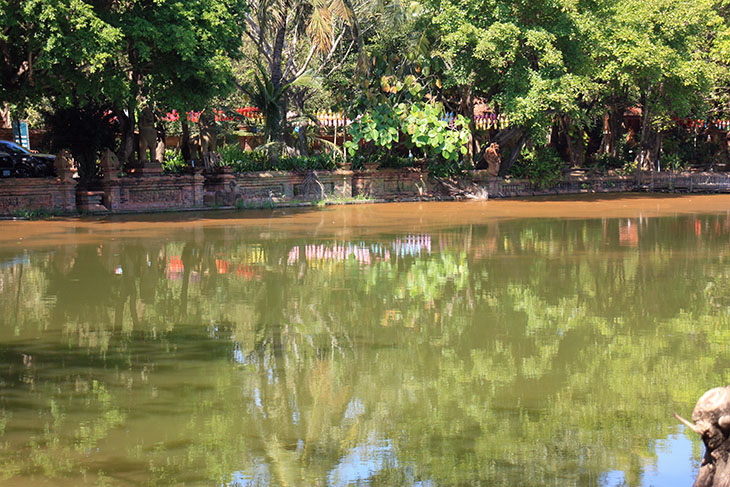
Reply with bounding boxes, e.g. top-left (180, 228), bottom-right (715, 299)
top-left (292, 90), bottom-right (309, 157)
top-left (180, 116), bottom-right (191, 163)
top-left (599, 105), bottom-right (624, 158)
top-left (461, 85), bottom-right (475, 167)
top-left (637, 85), bottom-right (662, 171)
top-left (498, 130), bottom-right (527, 177)
top-left (559, 116), bottom-right (584, 168)
top-left (270, 21), bottom-right (288, 147)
